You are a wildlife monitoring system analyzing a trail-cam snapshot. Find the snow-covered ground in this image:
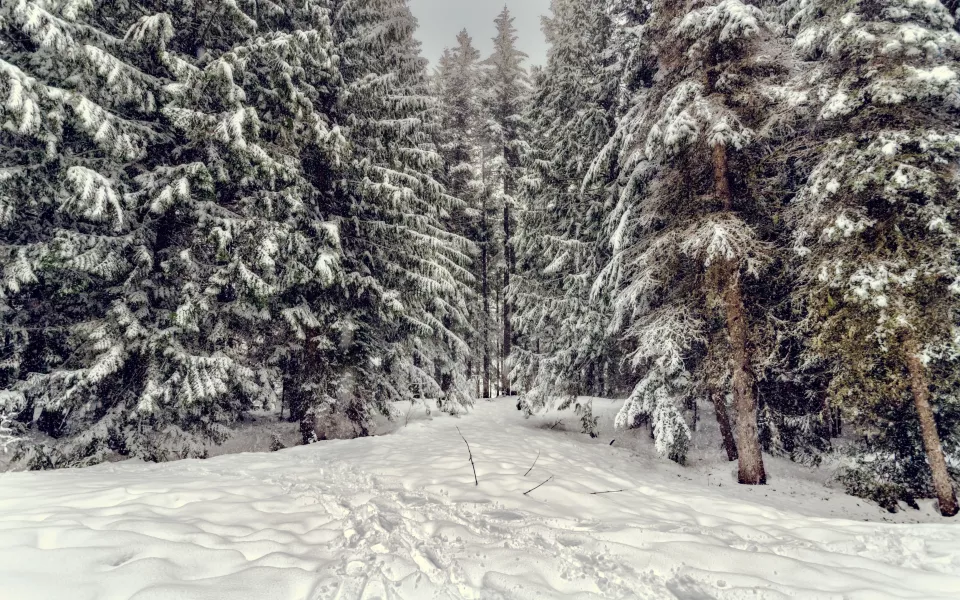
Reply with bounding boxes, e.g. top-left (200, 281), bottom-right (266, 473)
top-left (1, 398), bottom-right (959, 599)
